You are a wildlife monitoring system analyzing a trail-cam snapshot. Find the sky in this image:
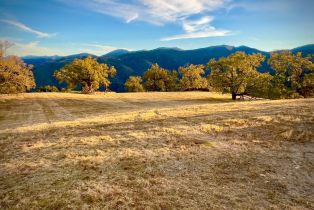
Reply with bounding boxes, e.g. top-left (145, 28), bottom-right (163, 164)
top-left (0, 0), bottom-right (314, 56)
